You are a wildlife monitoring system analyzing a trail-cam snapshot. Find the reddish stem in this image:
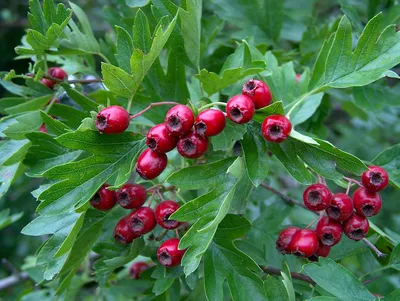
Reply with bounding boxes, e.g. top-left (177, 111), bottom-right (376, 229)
top-left (129, 102), bottom-right (179, 120)
top-left (343, 176), bottom-right (362, 187)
